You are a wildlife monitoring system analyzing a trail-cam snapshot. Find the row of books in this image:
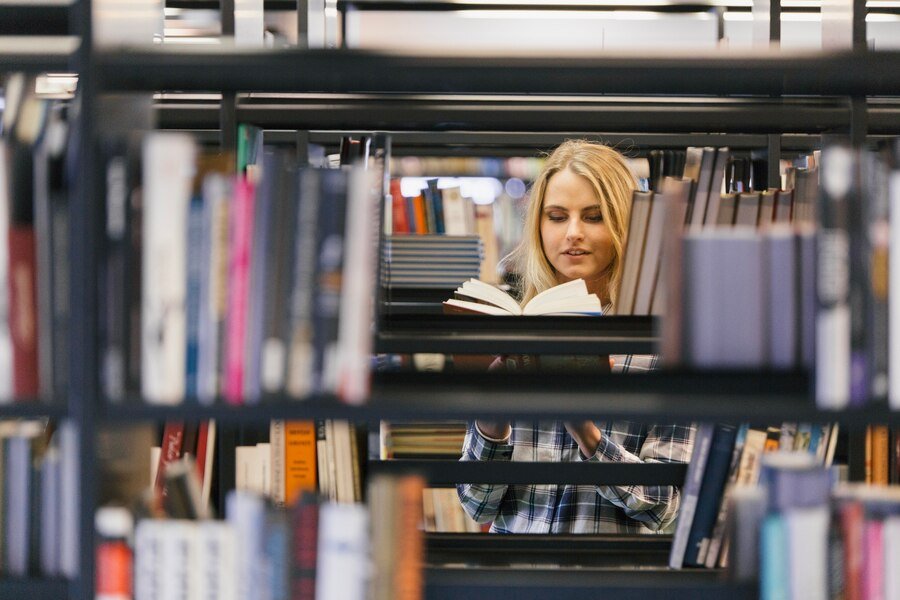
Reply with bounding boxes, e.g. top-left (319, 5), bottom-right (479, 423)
top-left (101, 474), bottom-right (425, 600)
top-left (386, 179), bottom-right (501, 283)
top-left (864, 425), bottom-right (900, 486)
top-left (714, 454), bottom-right (900, 600)
top-left (669, 421), bottom-right (838, 571)
top-left (101, 131), bottom-right (384, 406)
top-left (382, 235), bottom-right (484, 289)
top-left (0, 419), bottom-right (78, 579)
top-left (615, 146), bottom-right (818, 318)
top-left (0, 79), bottom-right (70, 403)
top-left (233, 420), bottom-right (366, 505)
